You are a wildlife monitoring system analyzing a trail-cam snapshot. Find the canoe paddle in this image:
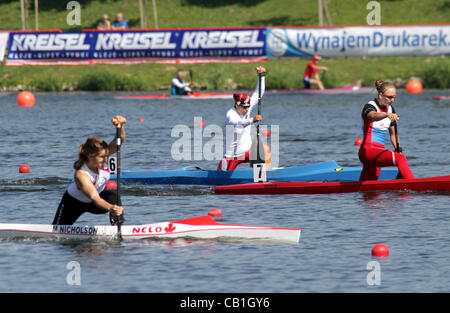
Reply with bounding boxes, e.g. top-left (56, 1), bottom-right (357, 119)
top-left (113, 123), bottom-right (123, 239)
top-left (394, 122), bottom-right (401, 153)
top-left (250, 73), bottom-right (267, 182)
top-left (392, 114), bottom-right (403, 179)
top-left (392, 112), bottom-right (402, 154)
top-left (189, 69), bottom-right (194, 92)
top-left (256, 73), bottom-right (263, 163)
